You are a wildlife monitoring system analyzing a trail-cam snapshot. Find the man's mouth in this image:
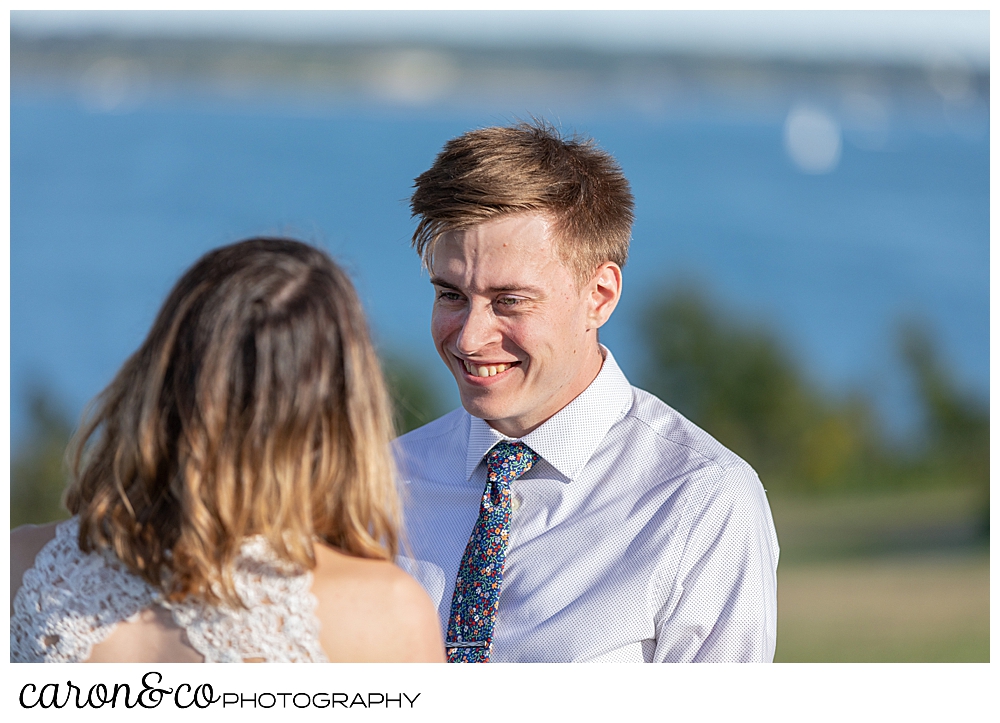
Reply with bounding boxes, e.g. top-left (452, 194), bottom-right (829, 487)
top-left (461, 359), bottom-right (519, 378)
